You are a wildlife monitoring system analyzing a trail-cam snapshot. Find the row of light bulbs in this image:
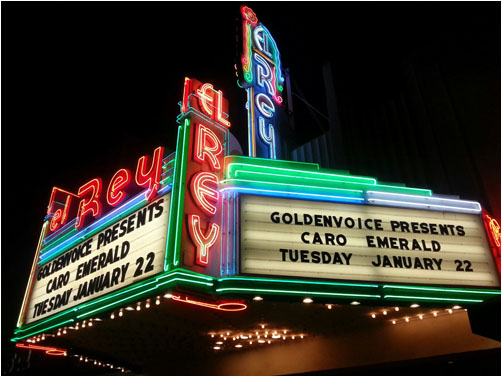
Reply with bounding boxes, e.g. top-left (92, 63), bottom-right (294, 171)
top-left (73, 354), bottom-right (127, 373)
top-left (253, 296), bottom-right (362, 307)
top-left (209, 324), bottom-right (307, 351)
top-left (370, 304), bottom-right (464, 318)
top-left (370, 306), bottom-right (466, 324)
